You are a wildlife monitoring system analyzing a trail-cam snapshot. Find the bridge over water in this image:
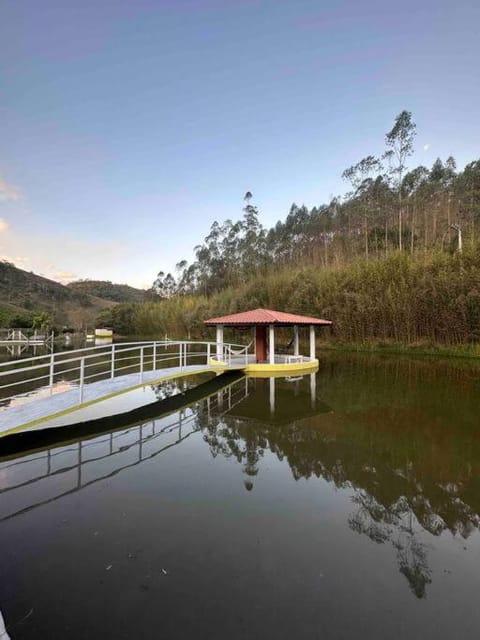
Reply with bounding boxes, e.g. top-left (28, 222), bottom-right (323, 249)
top-left (0, 373), bottom-right (250, 523)
top-left (0, 340), bottom-right (250, 437)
